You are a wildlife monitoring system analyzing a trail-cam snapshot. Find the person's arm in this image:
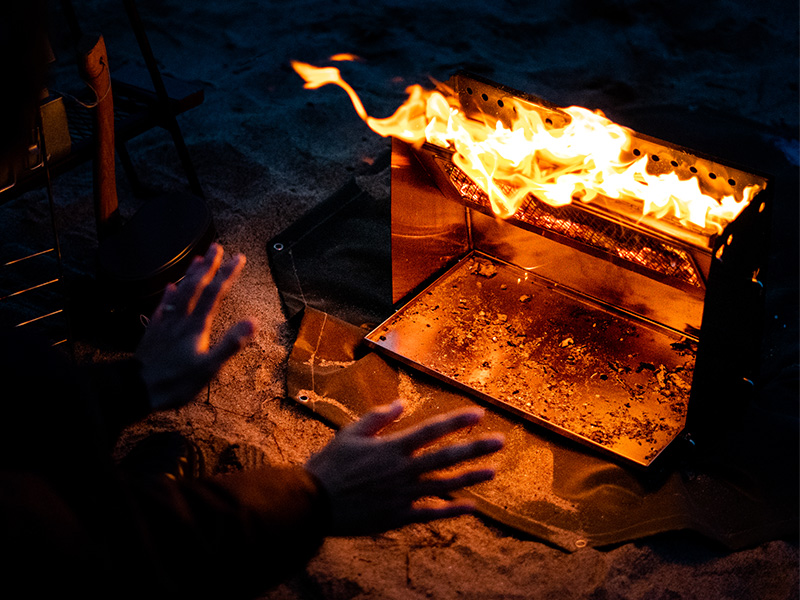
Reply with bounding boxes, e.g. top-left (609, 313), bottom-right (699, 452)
top-left (66, 244), bottom-right (254, 446)
top-left (126, 404), bottom-right (502, 596)
top-left (135, 243), bottom-right (256, 412)
top-left (120, 243), bottom-right (503, 594)
top-left (133, 243), bottom-right (504, 534)
top-left (305, 400), bottom-right (504, 536)
top-left (120, 463), bottom-right (329, 598)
